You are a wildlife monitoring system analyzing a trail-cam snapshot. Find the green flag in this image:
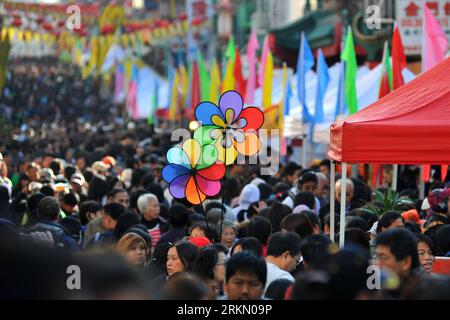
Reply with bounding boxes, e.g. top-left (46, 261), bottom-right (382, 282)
top-left (0, 35), bottom-right (11, 97)
top-left (341, 27), bottom-right (358, 114)
top-left (225, 35), bottom-right (236, 61)
top-left (197, 50), bottom-right (210, 101)
top-left (148, 79), bottom-right (159, 126)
